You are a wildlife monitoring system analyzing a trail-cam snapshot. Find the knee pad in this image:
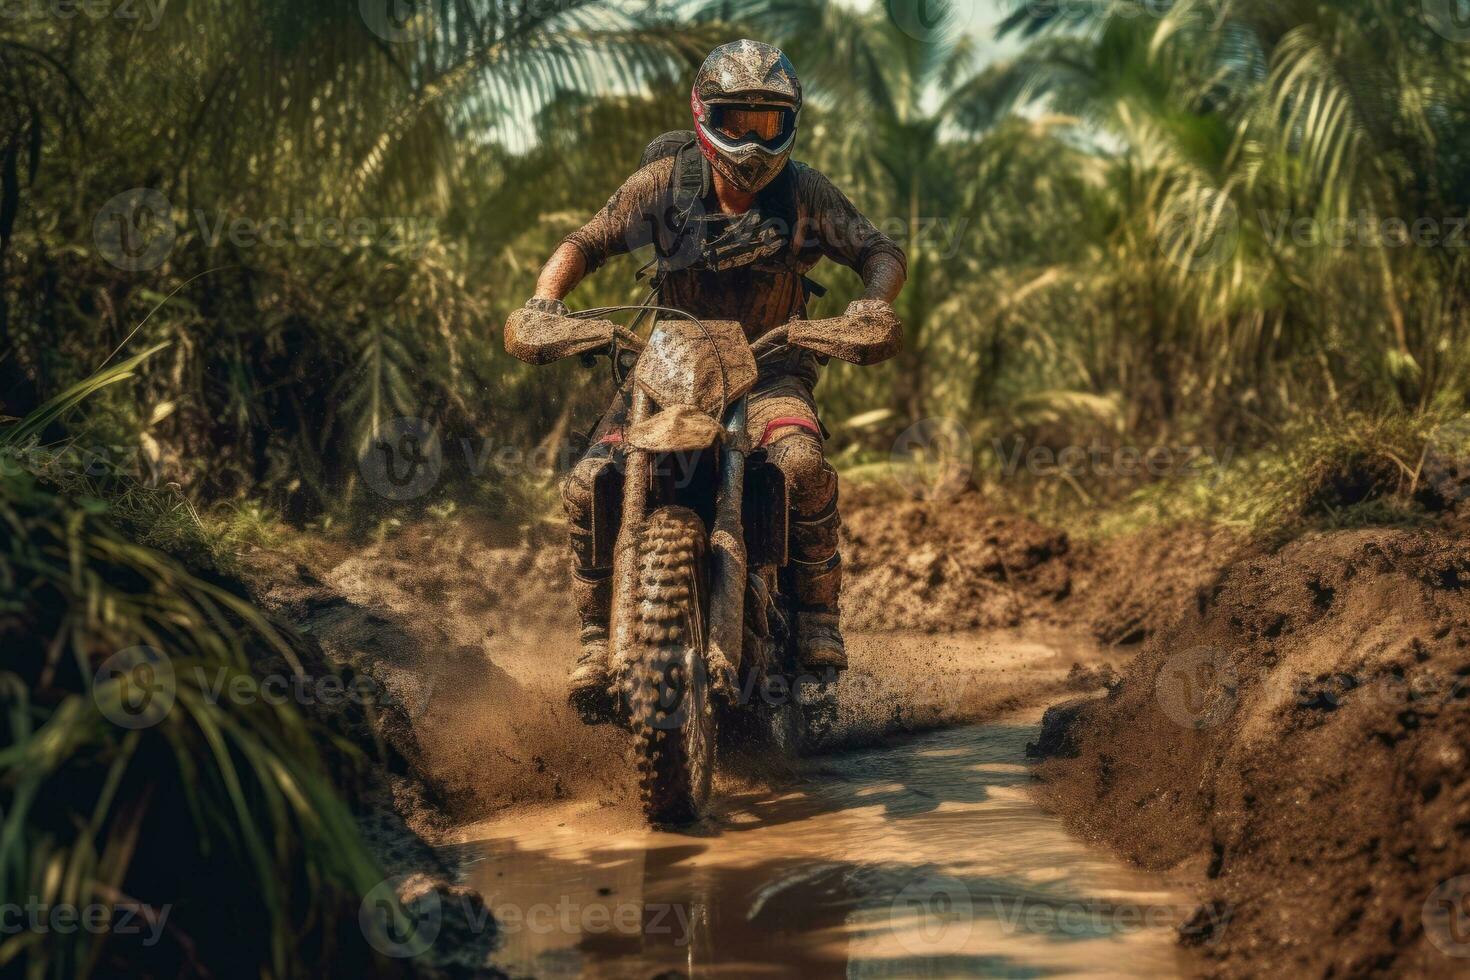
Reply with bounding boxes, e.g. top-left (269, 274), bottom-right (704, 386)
top-left (561, 454), bottom-right (608, 529)
top-left (764, 434), bottom-right (836, 518)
